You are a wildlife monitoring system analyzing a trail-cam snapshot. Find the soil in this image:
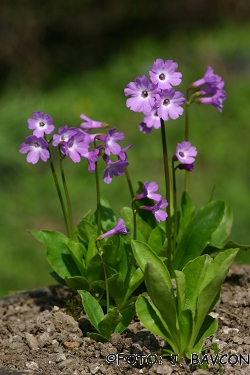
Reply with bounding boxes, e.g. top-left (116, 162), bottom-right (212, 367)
top-left (0, 264), bottom-right (250, 375)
